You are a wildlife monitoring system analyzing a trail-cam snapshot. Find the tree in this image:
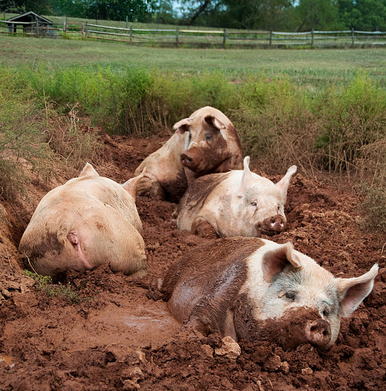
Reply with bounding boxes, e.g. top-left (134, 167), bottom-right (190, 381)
top-left (150, 0), bottom-right (179, 24)
top-left (8, 0), bottom-right (52, 14)
top-left (338, 0), bottom-right (386, 31)
top-left (178, 0), bottom-right (294, 30)
top-left (294, 0), bottom-right (344, 31)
